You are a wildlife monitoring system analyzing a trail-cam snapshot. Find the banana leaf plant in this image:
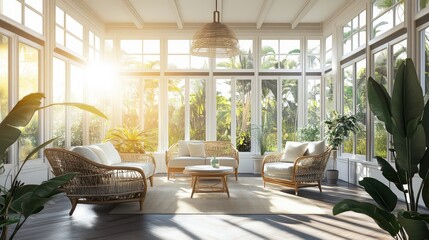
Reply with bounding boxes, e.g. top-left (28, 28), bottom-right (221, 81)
top-left (0, 93), bottom-right (107, 240)
top-left (333, 59), bottom-right (429, 239)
